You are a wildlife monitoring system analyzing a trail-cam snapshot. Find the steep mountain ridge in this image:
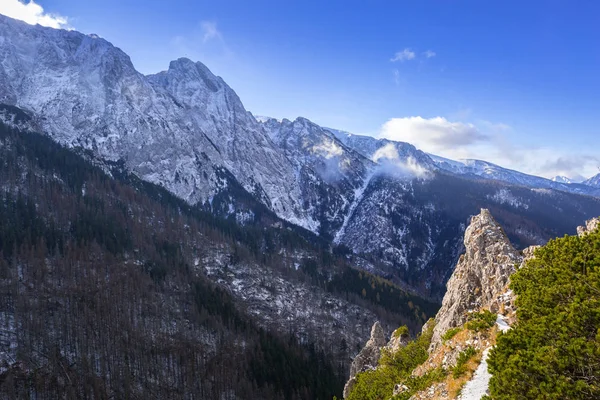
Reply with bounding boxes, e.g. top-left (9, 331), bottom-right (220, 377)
top-left (429, 156), bottom-right (600, 196)
top-left (331, 129), bottom-right (600, 197)
top-left (552, 175), bottom-right (575, 184)
top-left (584, 172), bottom-right (600, 188)
top-left (329, 128), bottom-right (436, 173)
top-left (0, 14), bottom-right (315, 231)
top-left (261, 116), bottom-right (374, 238)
